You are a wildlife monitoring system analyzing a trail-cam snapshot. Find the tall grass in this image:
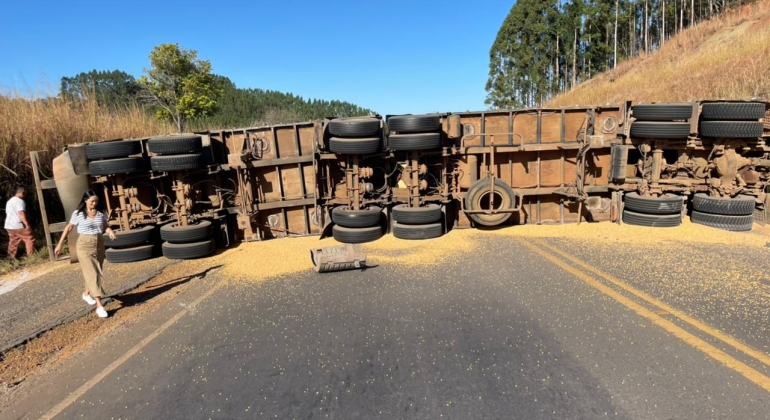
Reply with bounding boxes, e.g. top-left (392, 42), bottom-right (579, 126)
top-left (0, 87), bottom-right (173, 256)
top-left (546, 0), bottom-right (770, 107)
top-left (0, 91), bottom-right (173, 193)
